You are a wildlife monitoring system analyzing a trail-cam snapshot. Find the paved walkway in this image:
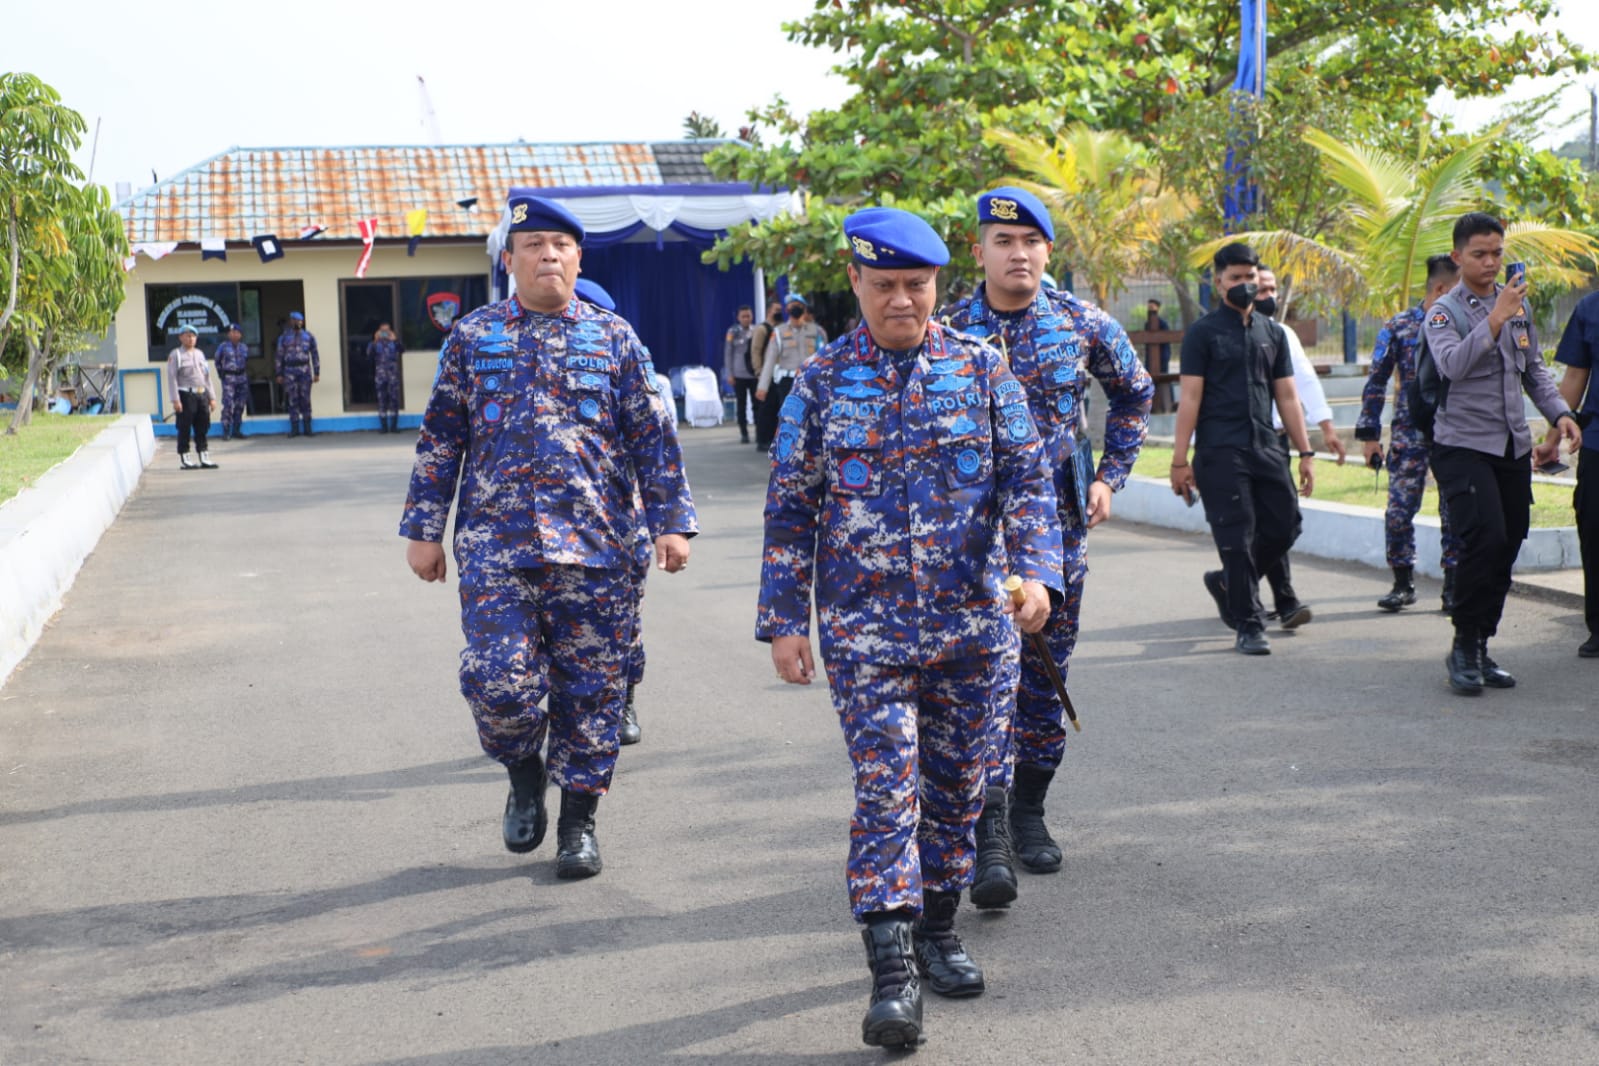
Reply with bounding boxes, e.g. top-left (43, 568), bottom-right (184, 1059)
top-left (2, 426), bottom-right (1596, 1065)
